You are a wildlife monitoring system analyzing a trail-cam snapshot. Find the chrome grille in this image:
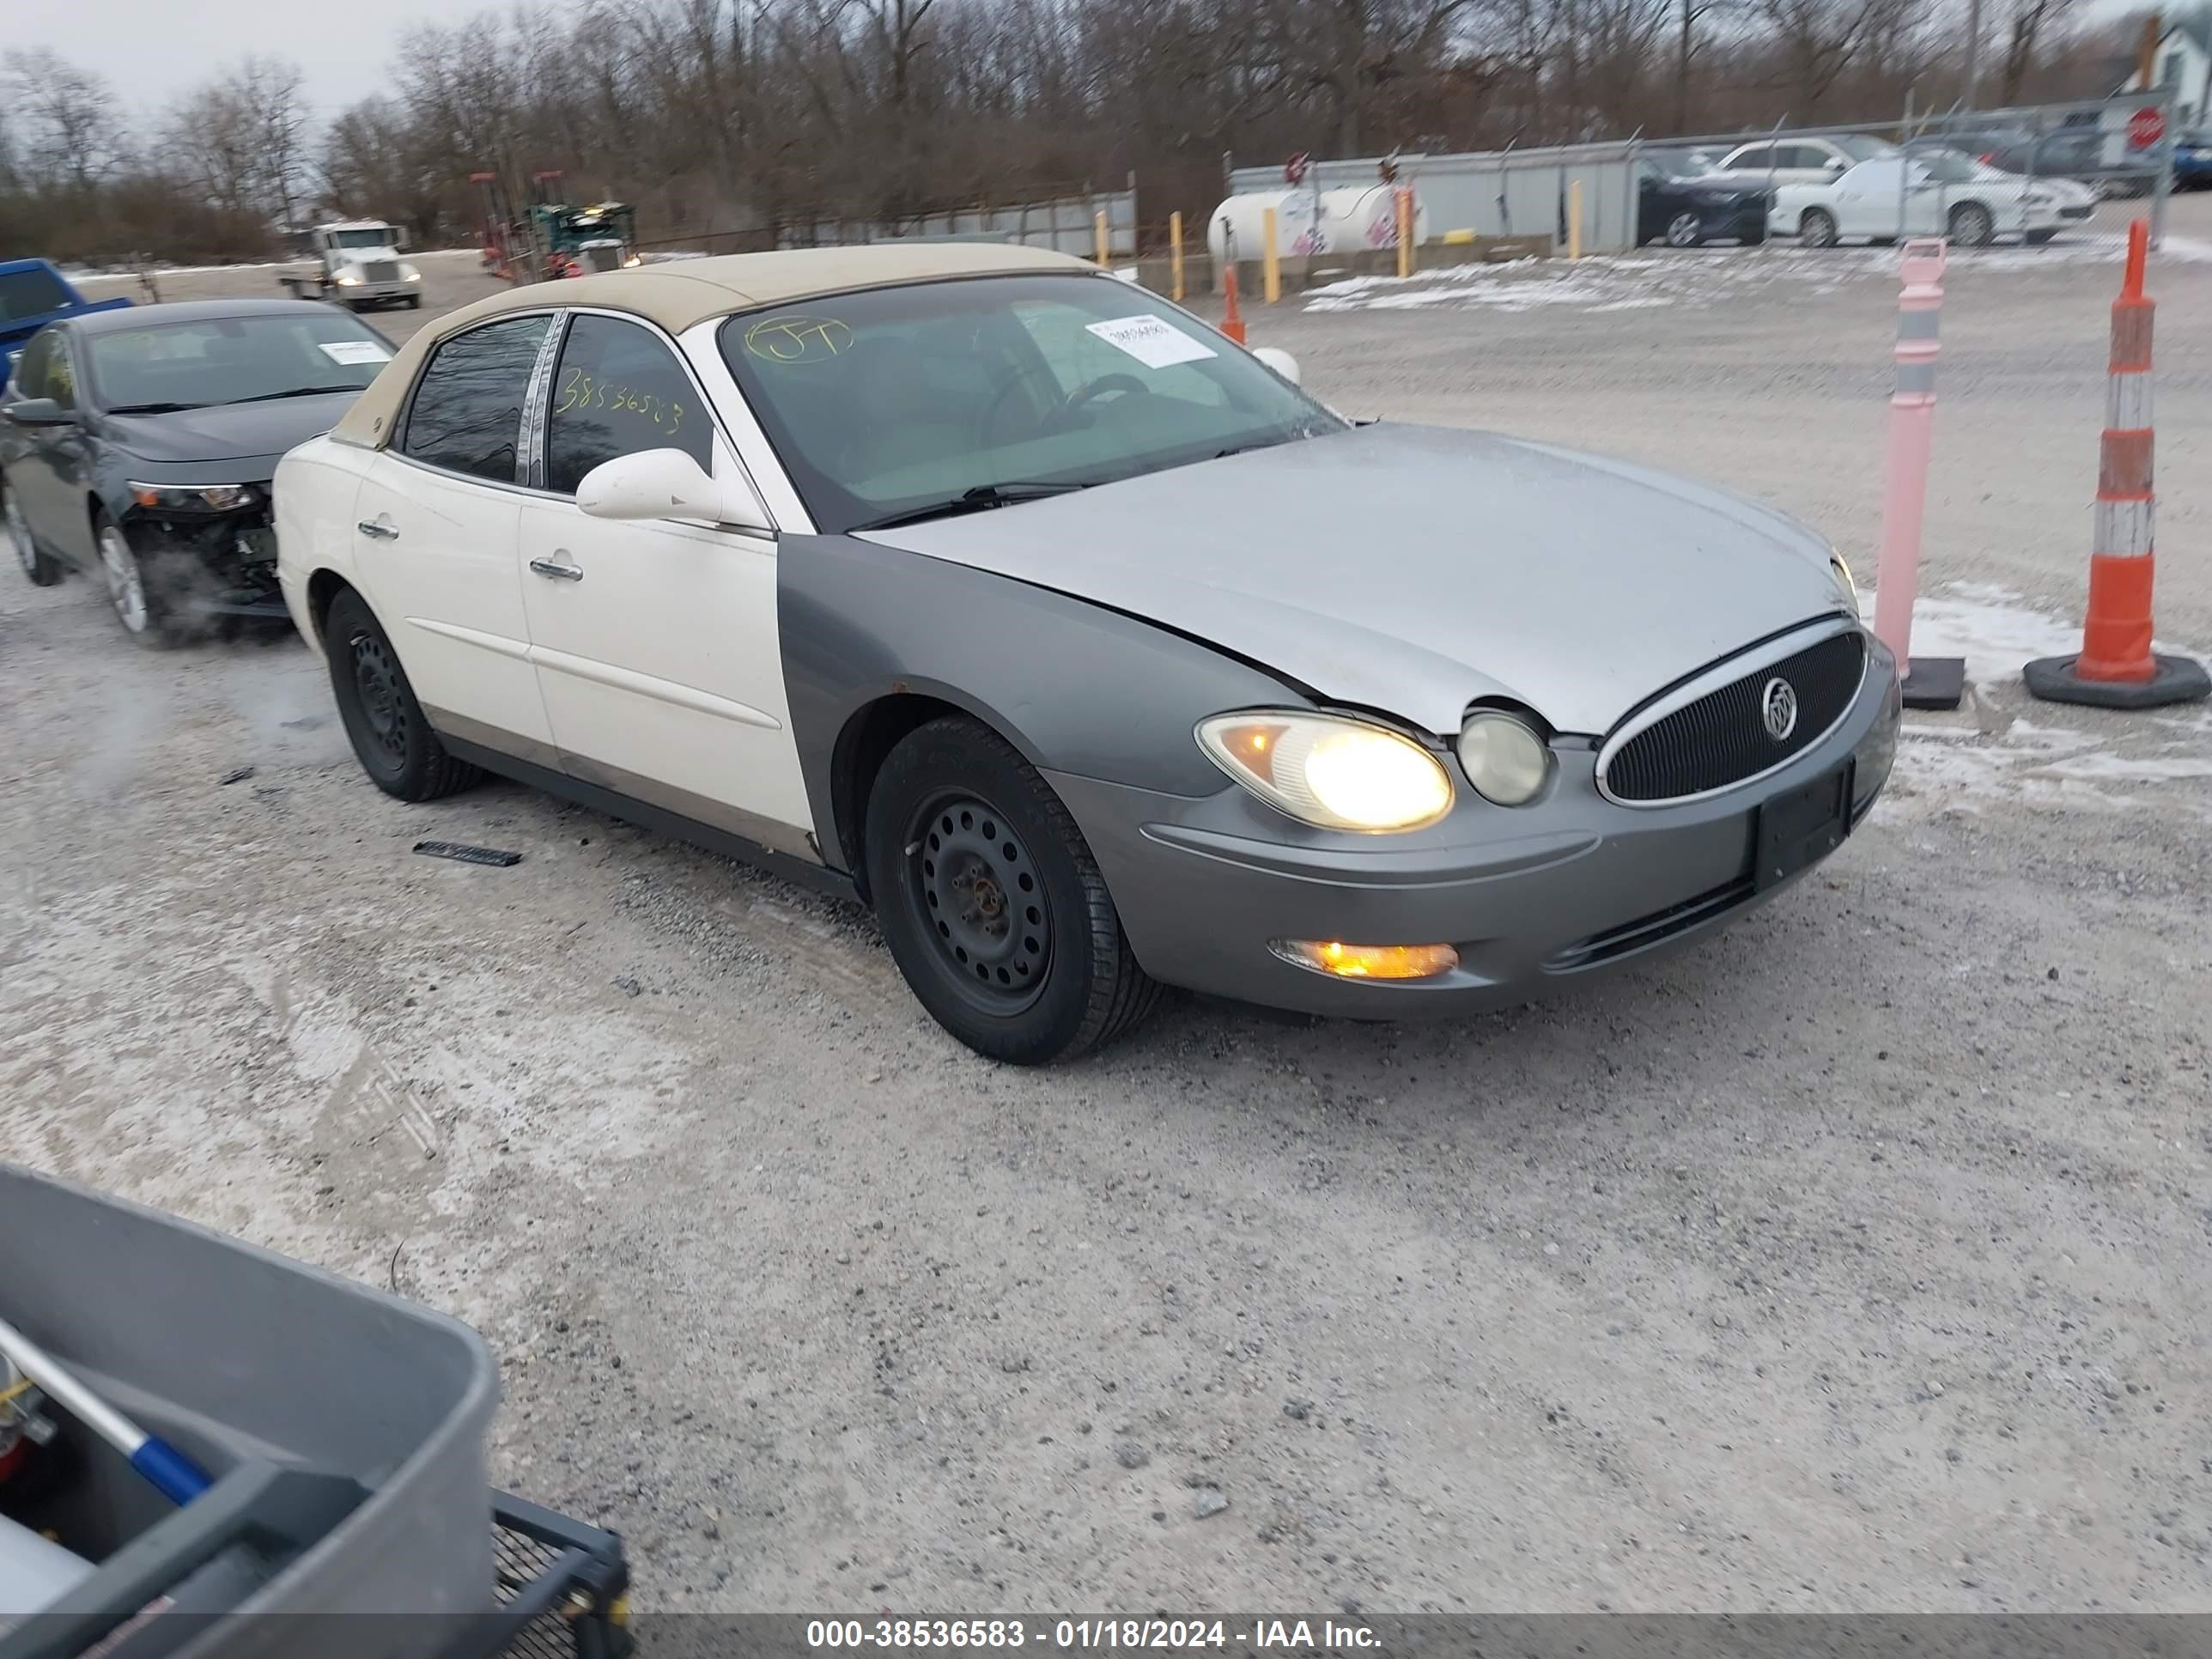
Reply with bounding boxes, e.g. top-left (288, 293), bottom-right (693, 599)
top-left (360, 259), bottom-right (400, 282)
top-left (1601, 629), bottom-right (1866, 805)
